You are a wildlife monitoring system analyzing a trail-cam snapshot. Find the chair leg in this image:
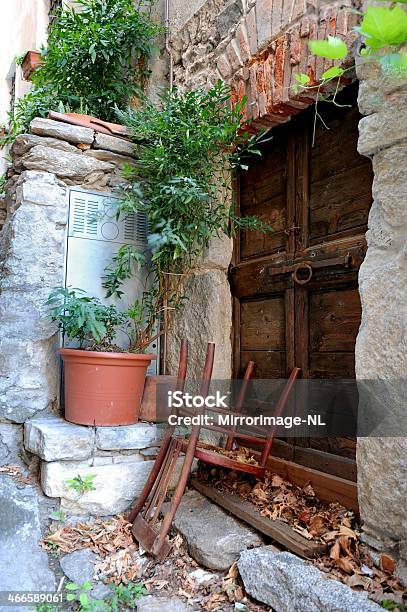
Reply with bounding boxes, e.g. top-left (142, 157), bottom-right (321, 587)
top-left (151, 342), bottom-right (215, 558)
top-left (128, 340), bottom-right (188, 524)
